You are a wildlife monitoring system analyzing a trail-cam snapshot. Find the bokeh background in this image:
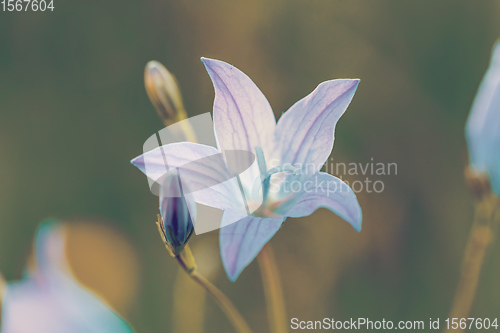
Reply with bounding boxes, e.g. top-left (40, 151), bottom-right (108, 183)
top-left (1, 1), bottom-right (500, 332)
